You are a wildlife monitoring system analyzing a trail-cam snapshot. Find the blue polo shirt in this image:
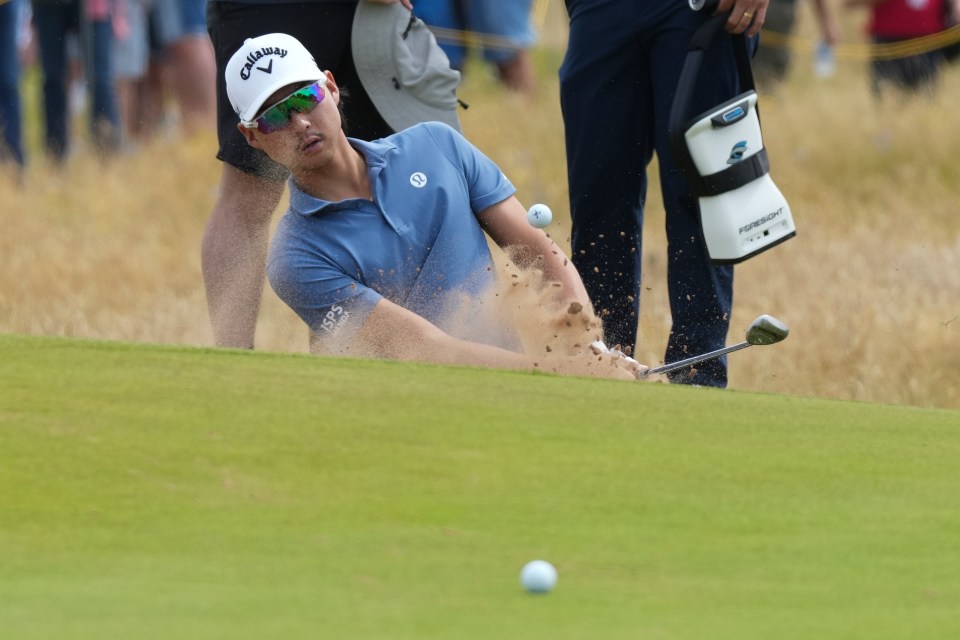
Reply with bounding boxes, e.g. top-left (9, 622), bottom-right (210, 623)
top-left (268, 122), bottom-right (517, 349)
